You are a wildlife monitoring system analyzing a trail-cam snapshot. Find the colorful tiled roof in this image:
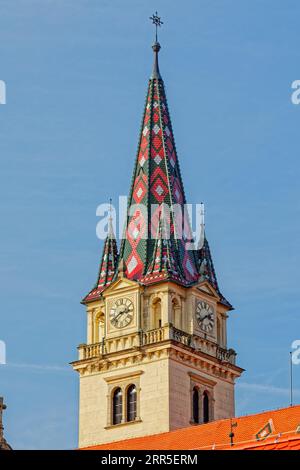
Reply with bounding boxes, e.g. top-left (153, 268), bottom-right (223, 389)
top-left (118, 41), bottom-right (199, 286)
top-left (83, 41), bottom-right (230, 303)
top-left (198, 235), bottom-right (231, 307)
top-left (83, 217), bottom-right (118, 302)
top-left (81, 405), bottom-right (300, 451)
